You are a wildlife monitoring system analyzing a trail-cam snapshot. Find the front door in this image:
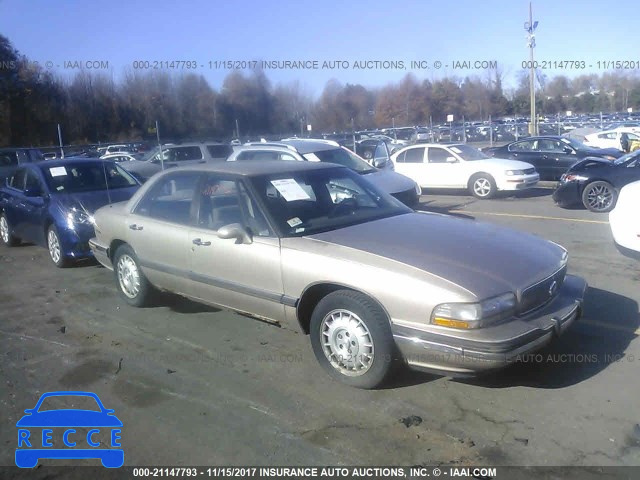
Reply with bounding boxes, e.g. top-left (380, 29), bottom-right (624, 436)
top-left (188, 175), bottom-right (285, 322)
